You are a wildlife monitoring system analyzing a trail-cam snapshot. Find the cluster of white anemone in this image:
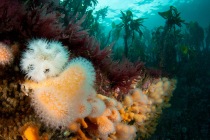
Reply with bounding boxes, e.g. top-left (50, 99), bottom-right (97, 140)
top-left (20, 38), bottom-right (103, 128)
top-left (20, 39), bottom-right (69, 82)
